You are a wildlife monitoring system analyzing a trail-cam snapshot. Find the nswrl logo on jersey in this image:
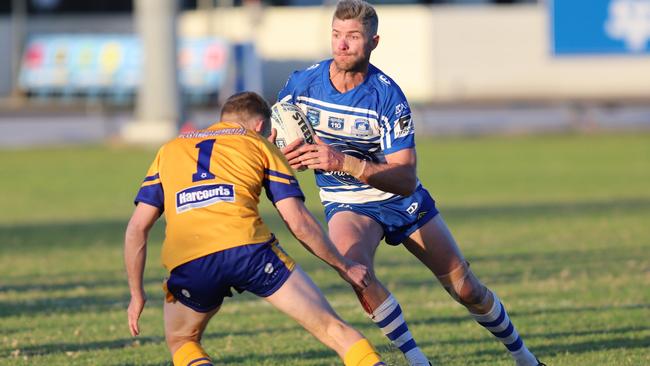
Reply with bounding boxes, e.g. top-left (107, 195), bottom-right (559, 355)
top-left (176, 184), bottom-right (235, 213)
top-left (306, 107), bottom-right (321, 127)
